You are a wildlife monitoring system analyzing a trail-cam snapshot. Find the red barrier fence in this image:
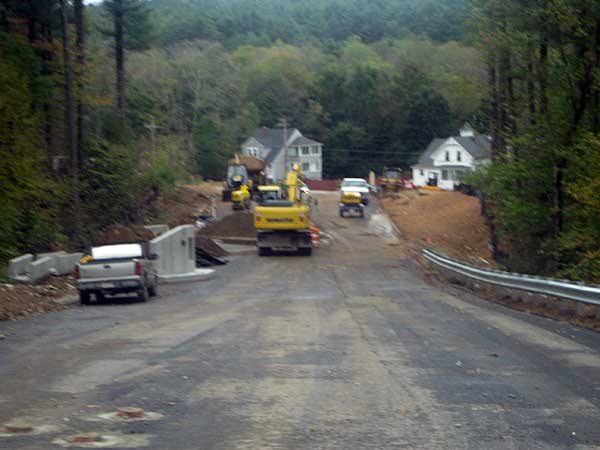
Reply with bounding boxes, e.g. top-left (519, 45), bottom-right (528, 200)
top-left (305, 179), bottom-right (338, 191)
